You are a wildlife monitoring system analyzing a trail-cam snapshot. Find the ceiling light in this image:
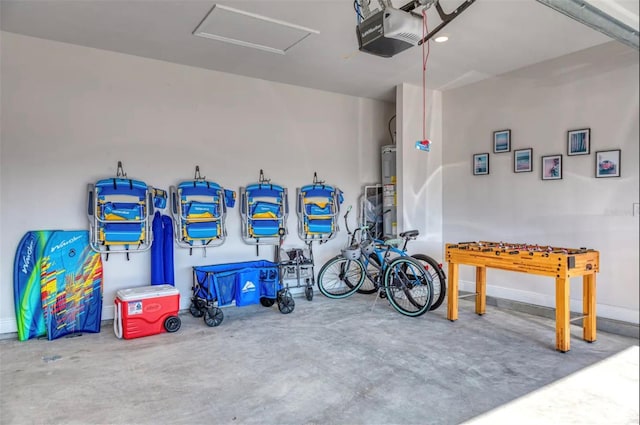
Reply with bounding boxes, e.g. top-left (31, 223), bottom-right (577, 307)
top-left (193, 4), bottom-right (320, 55)
top-left (434, 35), bottom-right (449, 43)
